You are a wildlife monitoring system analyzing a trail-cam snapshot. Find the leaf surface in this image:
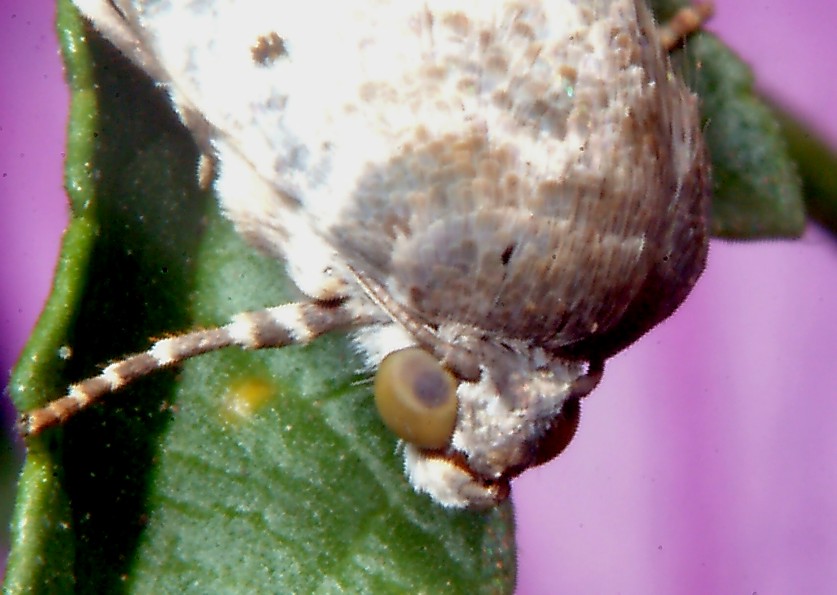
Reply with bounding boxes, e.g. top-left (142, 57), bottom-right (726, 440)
top-left (653, 0), bottom-right (807, 238)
